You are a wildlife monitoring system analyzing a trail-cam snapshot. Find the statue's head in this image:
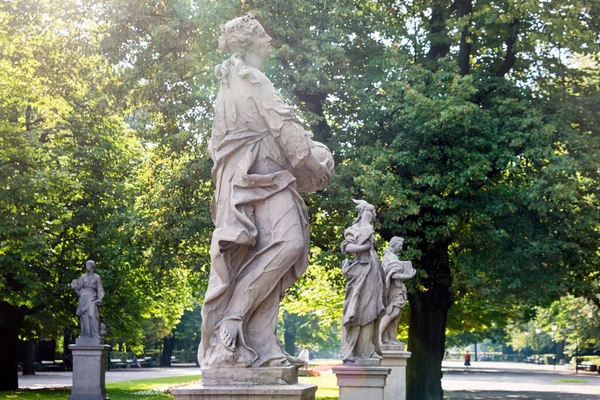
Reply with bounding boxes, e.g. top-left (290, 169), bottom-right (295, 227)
top-left (85, 260), bottom-right (96, 272)
top-left (389, 236), bottom-right (404, 252)
top-left (219, 14), bottom-right (272, 65)
top-left (352, 199), bottom-right (376, 223)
